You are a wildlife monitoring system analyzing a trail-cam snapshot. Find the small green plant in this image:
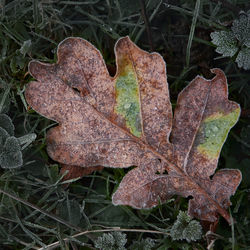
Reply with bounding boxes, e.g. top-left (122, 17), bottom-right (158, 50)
top-left (129, 237), bottom-right (156, 250)
top-left (94, 231), bottom-right (127, 250)
top-left (0, 113), bottom-right (36, 169)
top-left (0, 88), bottom-right (36, 169)
top-left (170, 211), bottom-right (202, 243)
top-left (211, 11), bottom-right (250, 70)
